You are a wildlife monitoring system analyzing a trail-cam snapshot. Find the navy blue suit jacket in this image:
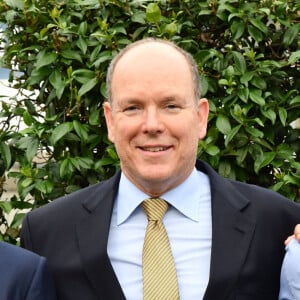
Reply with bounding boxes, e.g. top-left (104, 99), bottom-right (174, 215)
top-left (0, 241), bottom-right (56, 300)
top-left (21, 160), bottom-right (300, 300)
